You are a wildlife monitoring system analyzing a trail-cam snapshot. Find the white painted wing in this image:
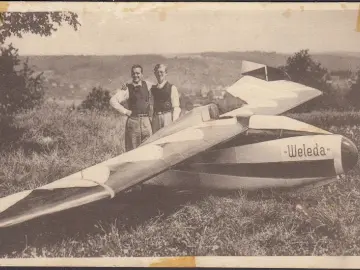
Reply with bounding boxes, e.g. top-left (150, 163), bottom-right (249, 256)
top-left (221, 75), bottom-right (322, 117)
top-left (0, 106), bottom-right (246, 228)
